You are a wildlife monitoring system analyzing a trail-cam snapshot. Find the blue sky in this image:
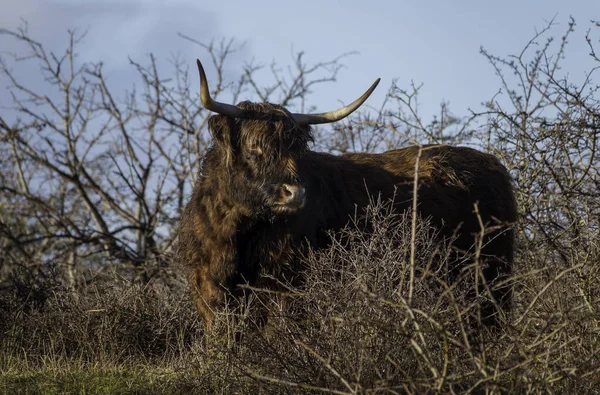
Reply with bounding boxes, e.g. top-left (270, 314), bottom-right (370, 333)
top-left (1, 0), bottom-right (599, 120)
